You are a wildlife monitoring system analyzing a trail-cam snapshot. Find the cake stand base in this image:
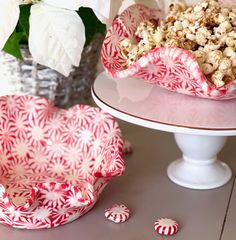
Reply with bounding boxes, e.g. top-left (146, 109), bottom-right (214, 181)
top-left (167, 133), bottom-right (232, 190)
